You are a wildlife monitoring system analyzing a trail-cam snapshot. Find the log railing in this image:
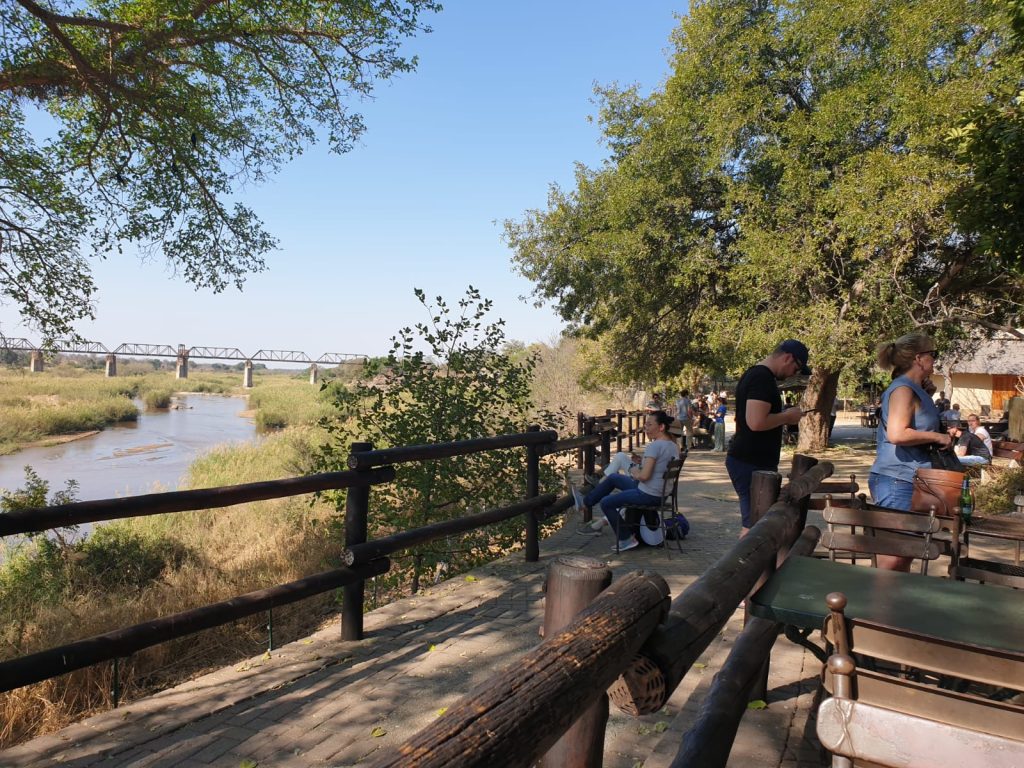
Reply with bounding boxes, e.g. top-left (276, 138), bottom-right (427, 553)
top-left (372, 454), bottom-right (835, 767)
top-left (0, 426), bottom-right (606, 695)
